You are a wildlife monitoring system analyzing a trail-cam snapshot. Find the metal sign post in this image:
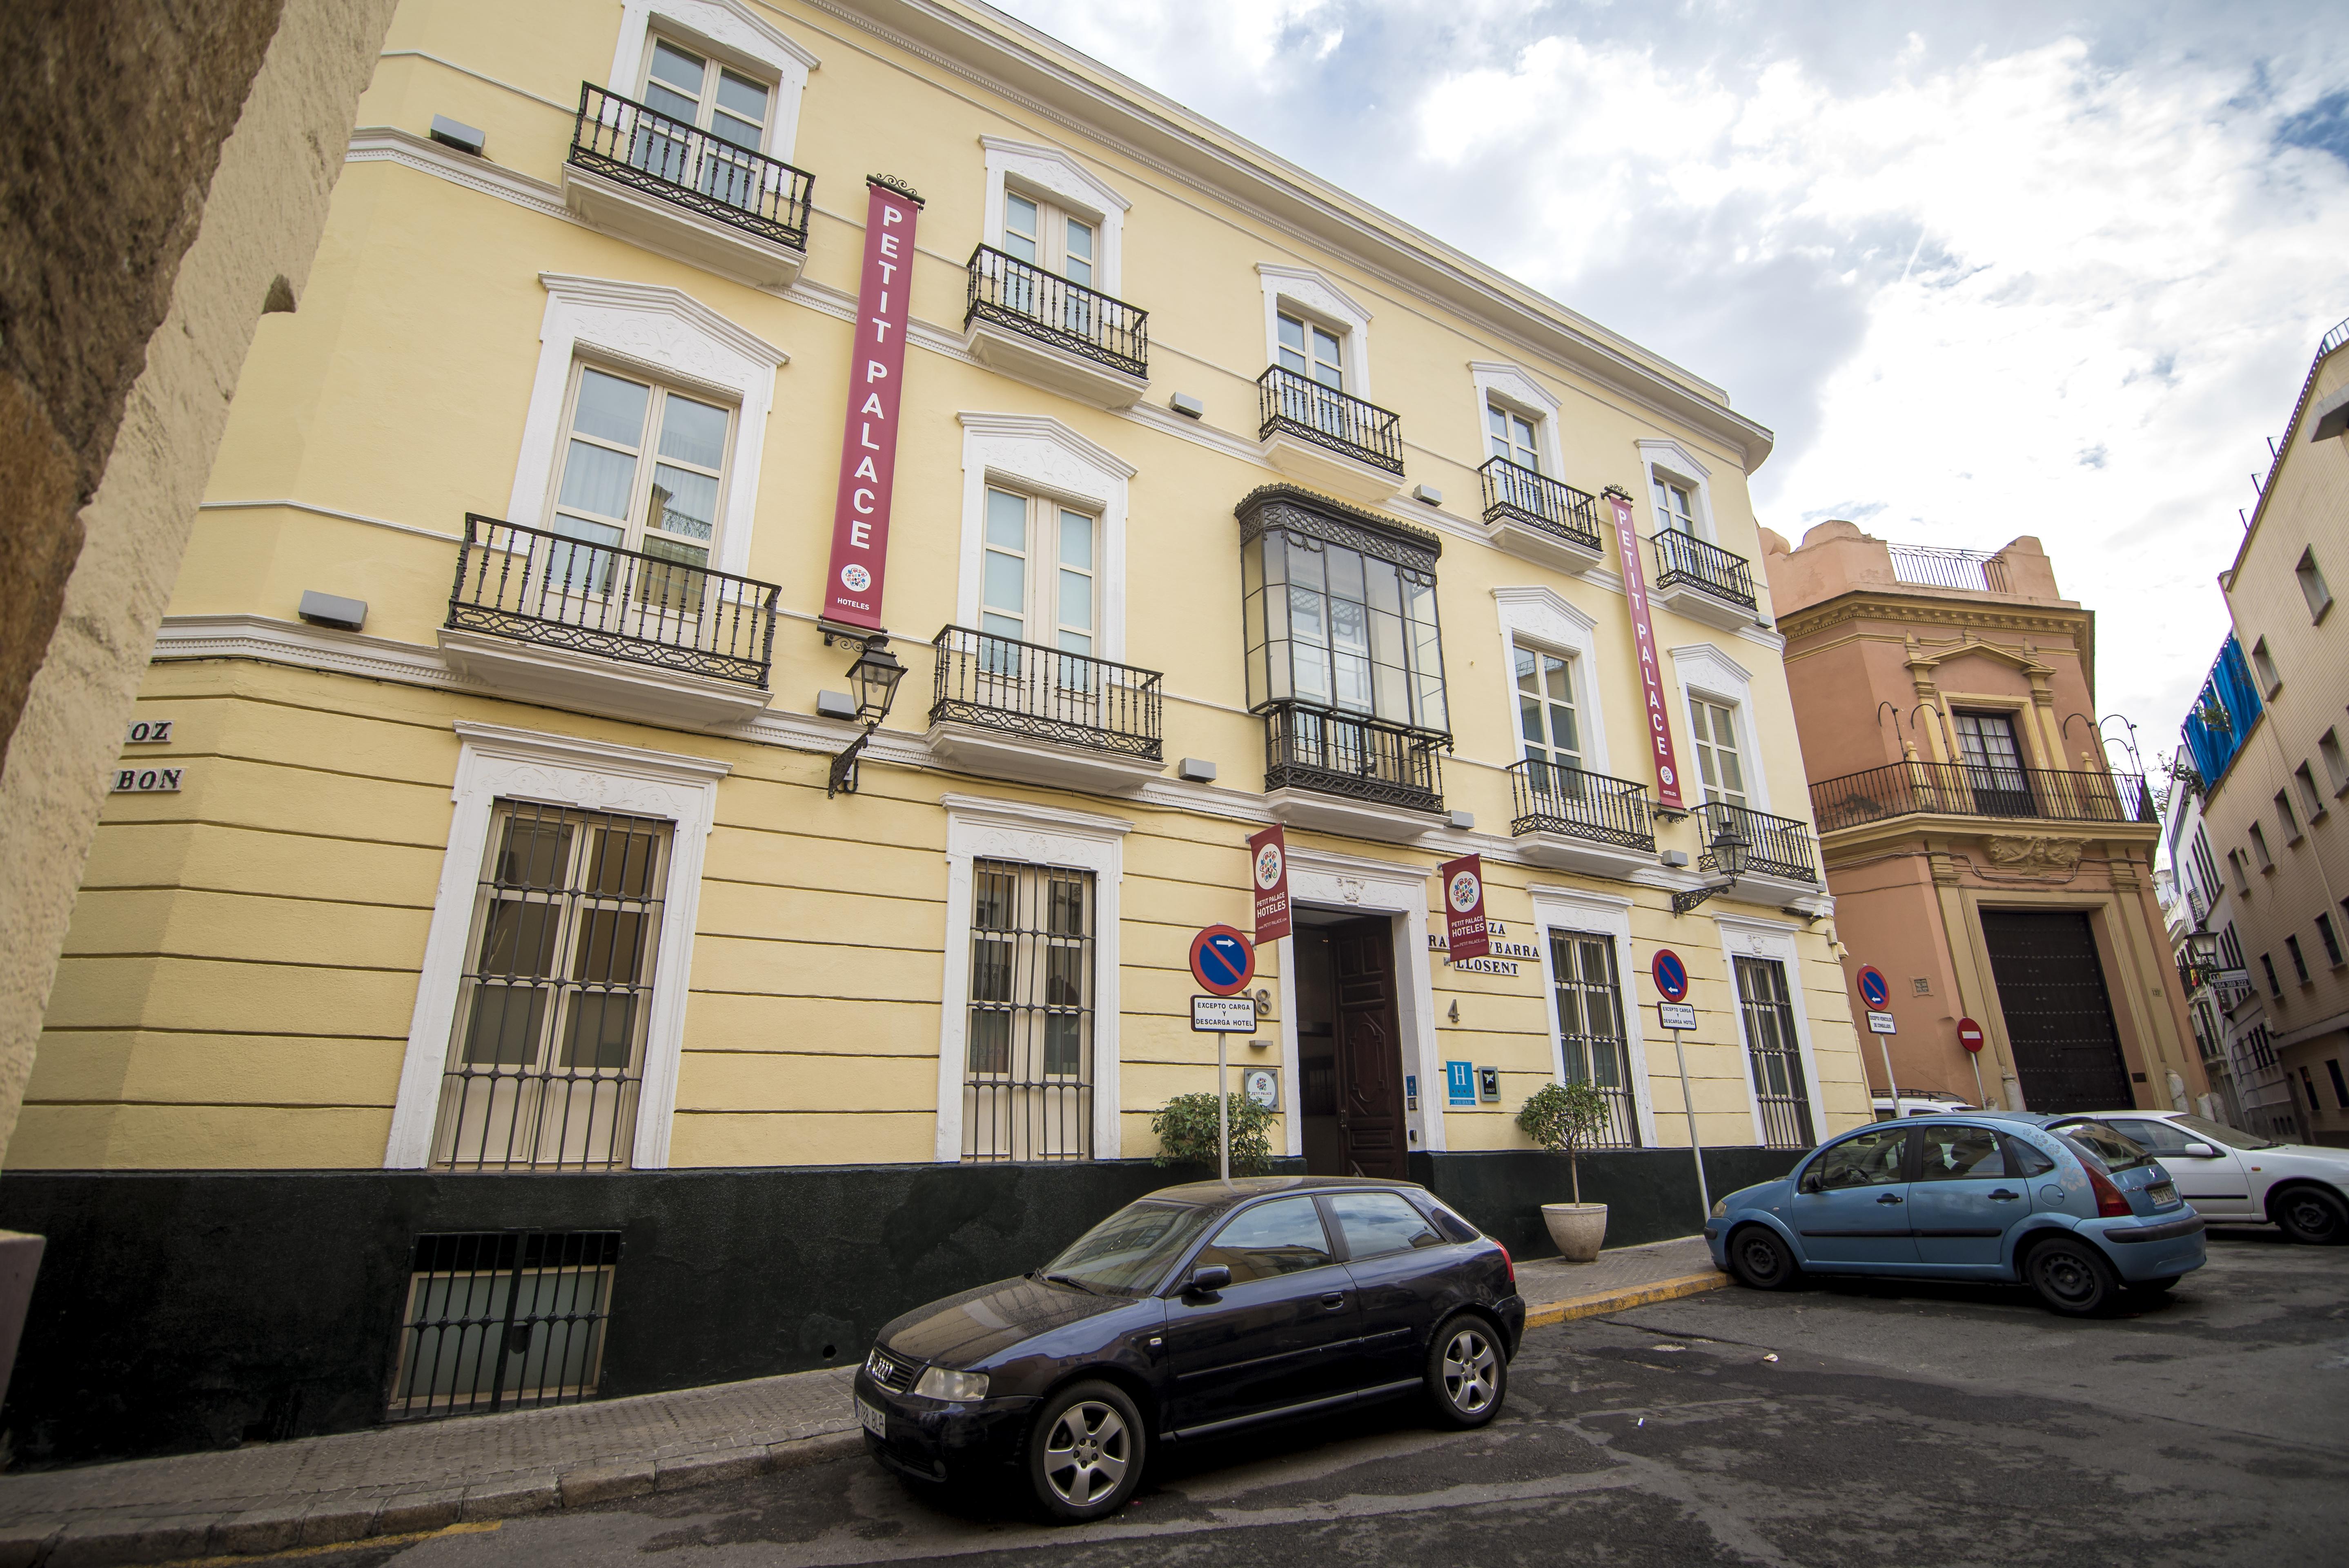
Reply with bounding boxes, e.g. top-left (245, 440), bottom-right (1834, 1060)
top-left (1956, 1016), bottom-right (1988, 1107)
top-left (1651, 951), bottom-right (1709, 1221)
top-left (1857, 965), bottom-right (1899, 1115)
top-left (1190, 926), bottom-right (1258, 1183)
